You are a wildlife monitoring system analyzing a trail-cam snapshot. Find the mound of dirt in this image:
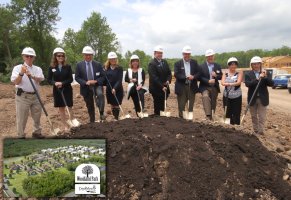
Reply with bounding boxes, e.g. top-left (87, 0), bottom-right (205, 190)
top-left (56, 116), bottom-right (291, 200)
